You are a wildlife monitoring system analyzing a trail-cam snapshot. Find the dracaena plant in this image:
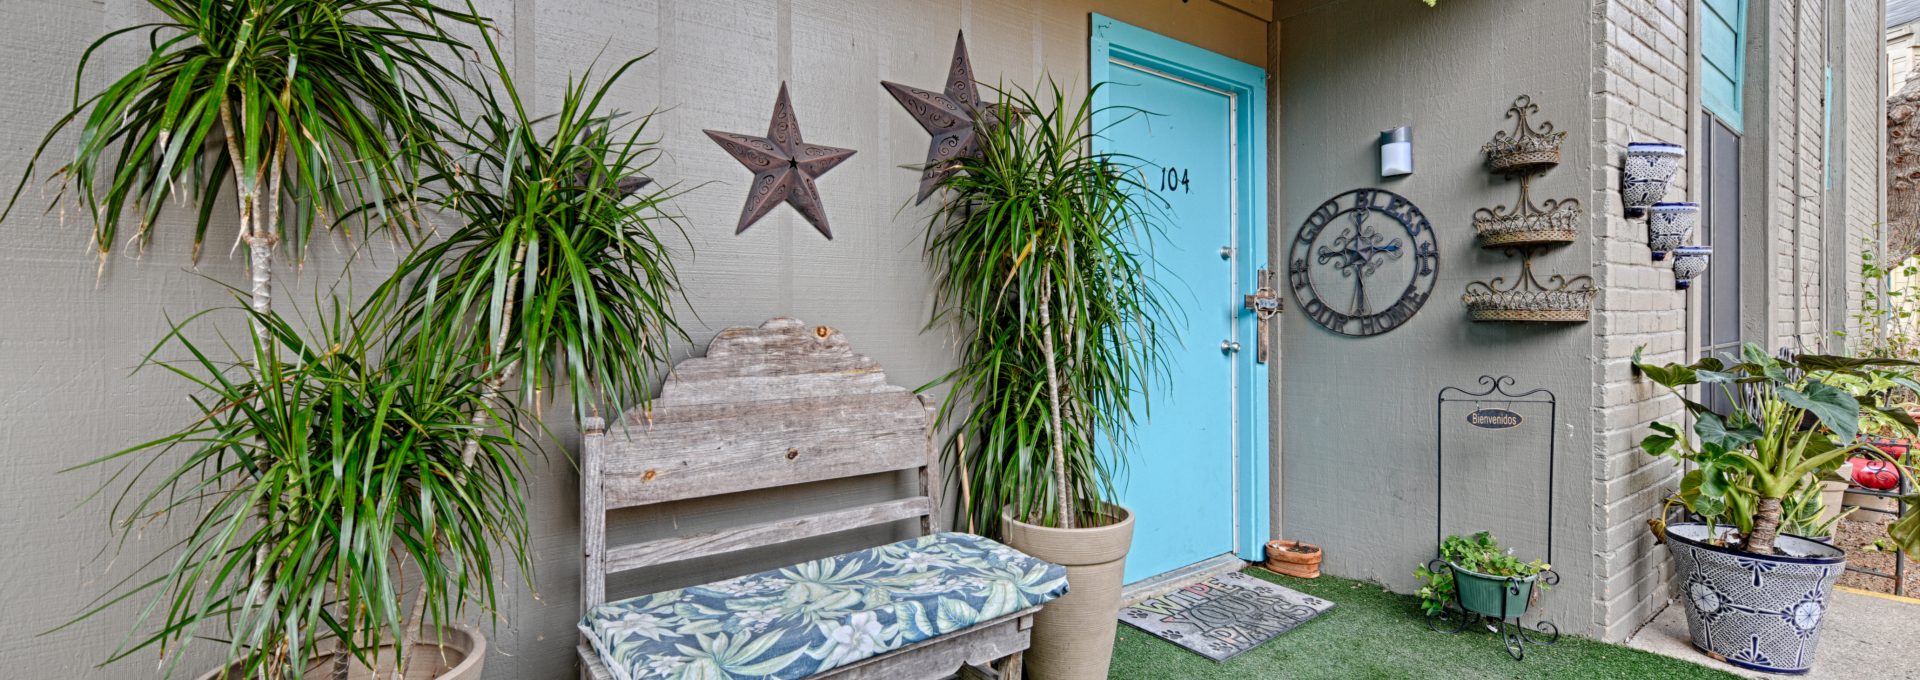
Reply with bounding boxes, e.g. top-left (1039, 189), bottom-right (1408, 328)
top-left (67, 296), bottom-right (527, 679)
top-left (375, 37), bottom-right (689, 428)
top-left (1635, 343), bottom-right (1920, 555)
top-left (923, 80), bottom-right (1169, 535)
top-left (6, 0), bottom-right (482, 322)
top-left (367, 32), bottom-right (690, 673)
